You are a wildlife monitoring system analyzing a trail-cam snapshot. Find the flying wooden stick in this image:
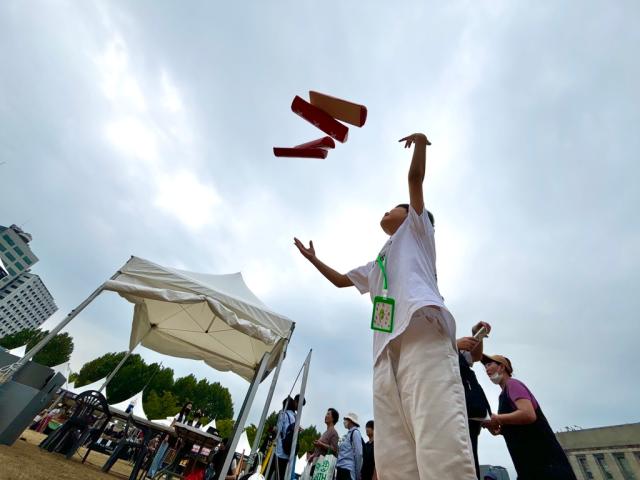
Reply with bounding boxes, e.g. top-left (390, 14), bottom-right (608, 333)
top-left (294, 136), bottom-right (336, 149)
top-left (273, 147), bottom-right (328, 159)
top-left (291, 96), bottom-right (349, 143)
top-left (309, 91), bottom-right (367, 127)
